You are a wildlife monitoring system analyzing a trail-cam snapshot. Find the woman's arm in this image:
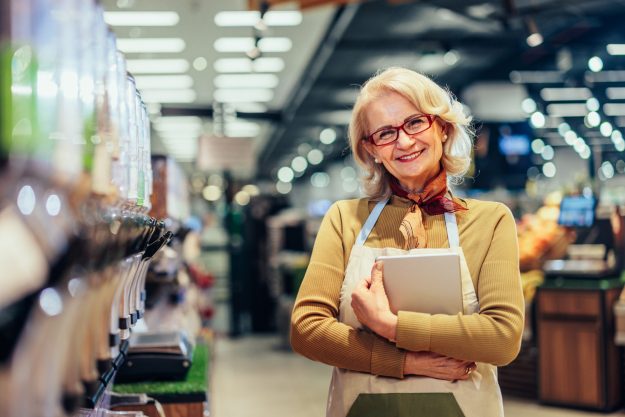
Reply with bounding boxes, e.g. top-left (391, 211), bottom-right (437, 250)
top-left (351, 204), bottom-right (524, 366)
top-left (396, 204), bottom-right (524, 365)
top-left (290, 202), bottom-right (407, 379)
